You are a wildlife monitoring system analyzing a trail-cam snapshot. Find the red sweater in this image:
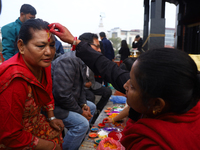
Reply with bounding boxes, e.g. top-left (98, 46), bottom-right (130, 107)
top-left (121, 102), bottom-right (200, 150)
